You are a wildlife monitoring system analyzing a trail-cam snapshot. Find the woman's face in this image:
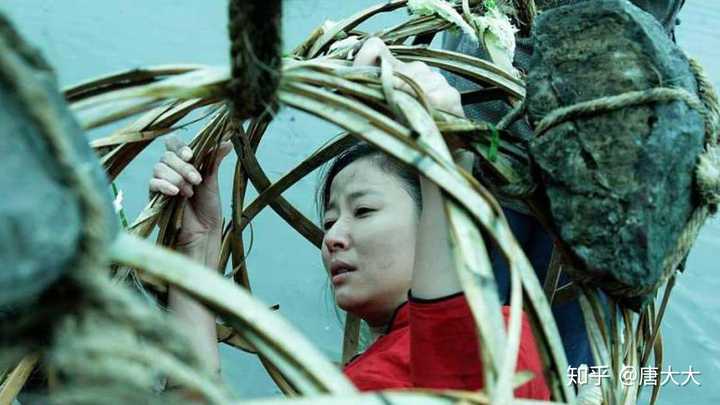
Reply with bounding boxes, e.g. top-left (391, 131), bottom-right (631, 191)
top-left (321, 157), bottom-right (419, 326)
